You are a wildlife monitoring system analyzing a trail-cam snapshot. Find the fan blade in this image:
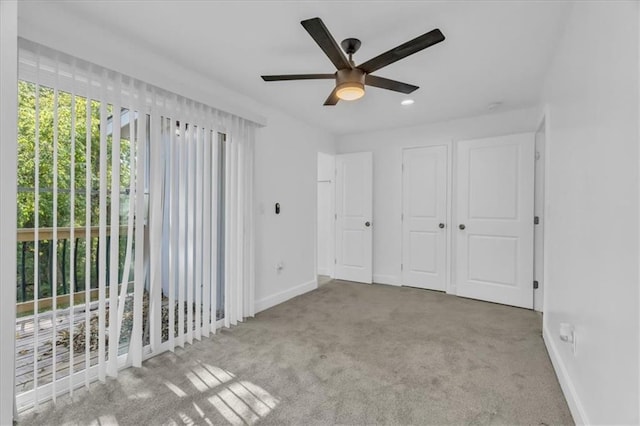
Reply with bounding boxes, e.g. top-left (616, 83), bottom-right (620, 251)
top-left (262, 74), bottom-right (335, 81)
top-left (358, 29), bottom-right (445, 74)
top-left (365, 75), bottom-right (418, 94)
top-left (323, 88), bottom-right (340, 106)
top-left (301, 18), bottom-right (352, 70)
